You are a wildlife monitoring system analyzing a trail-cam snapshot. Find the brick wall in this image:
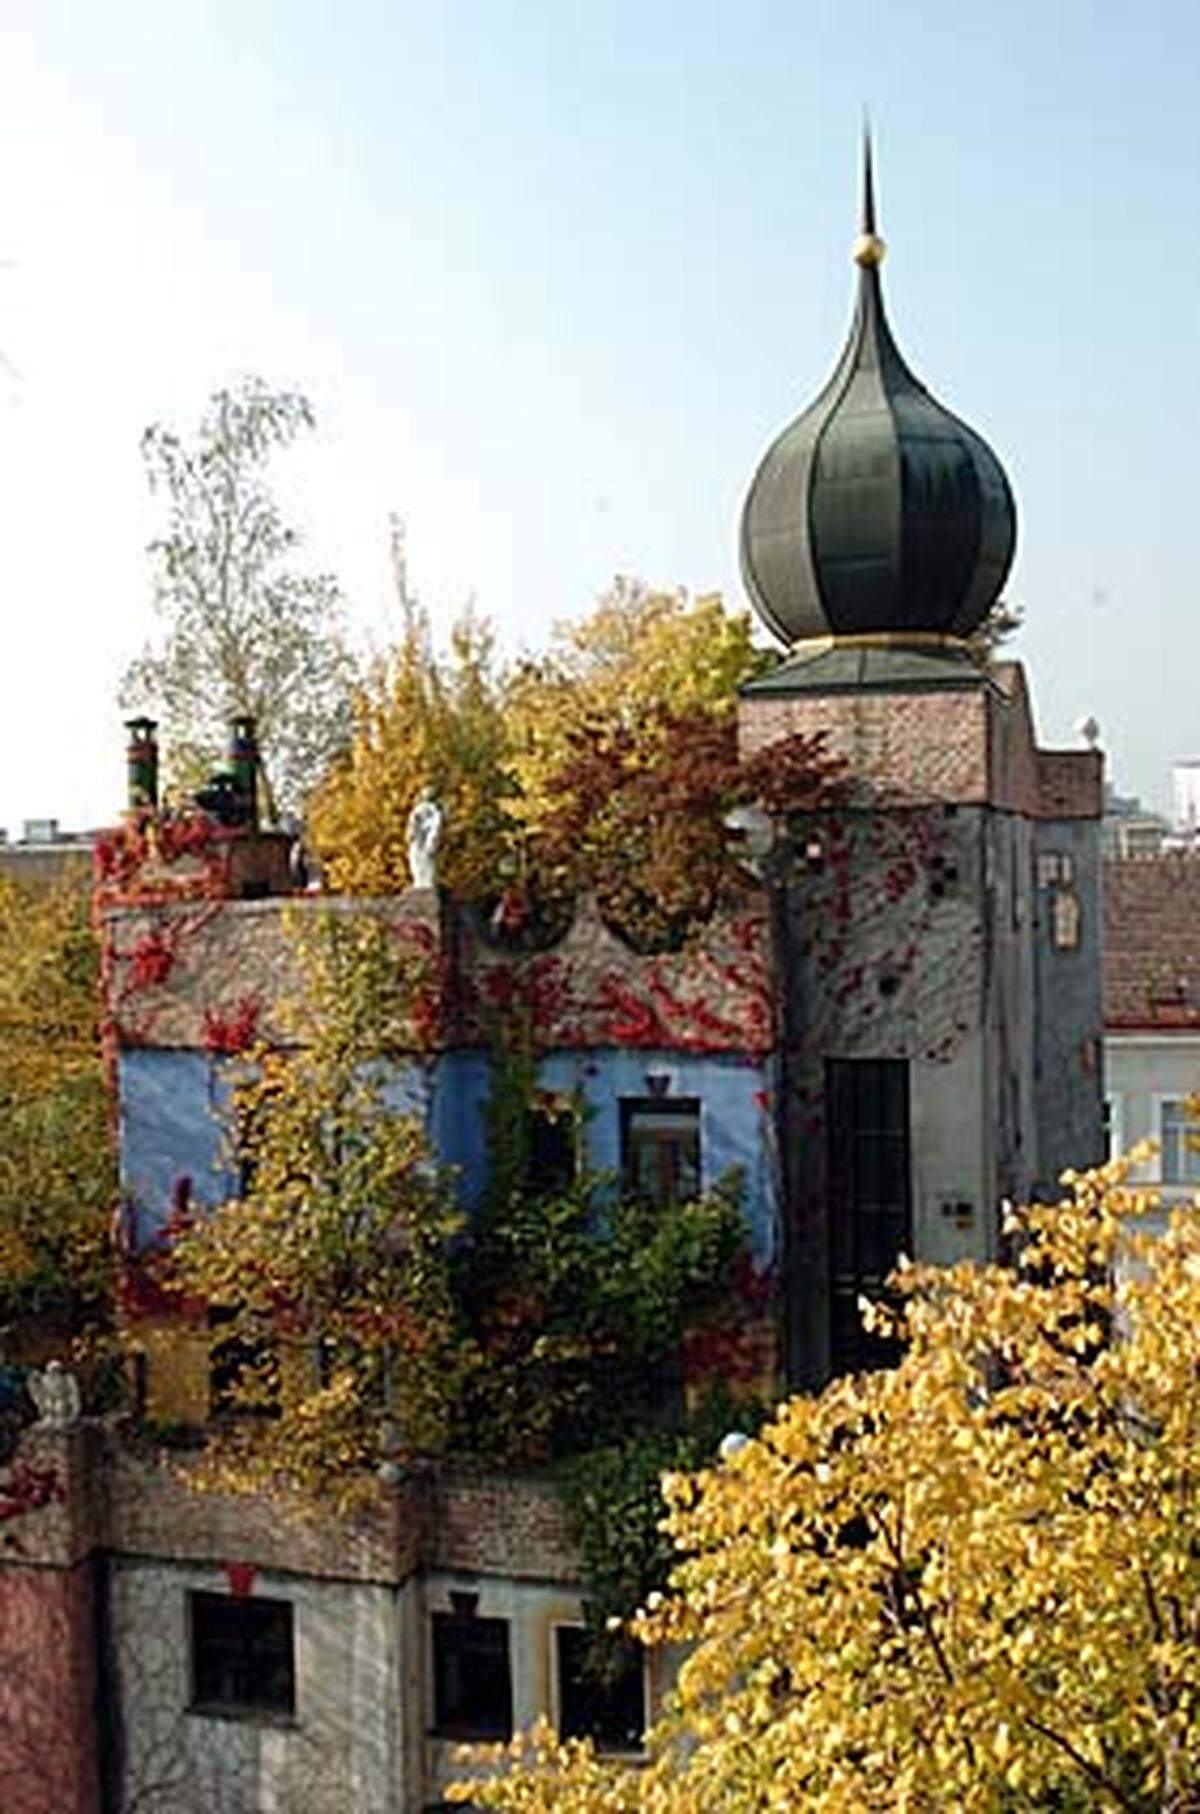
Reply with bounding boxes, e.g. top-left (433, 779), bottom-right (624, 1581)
top-left (738, 662), bottom-right (1103, 822)
top-left (0, 1562), bottom-right (99, 1814)
top-left (738, 687), bottom-right (991, 803)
